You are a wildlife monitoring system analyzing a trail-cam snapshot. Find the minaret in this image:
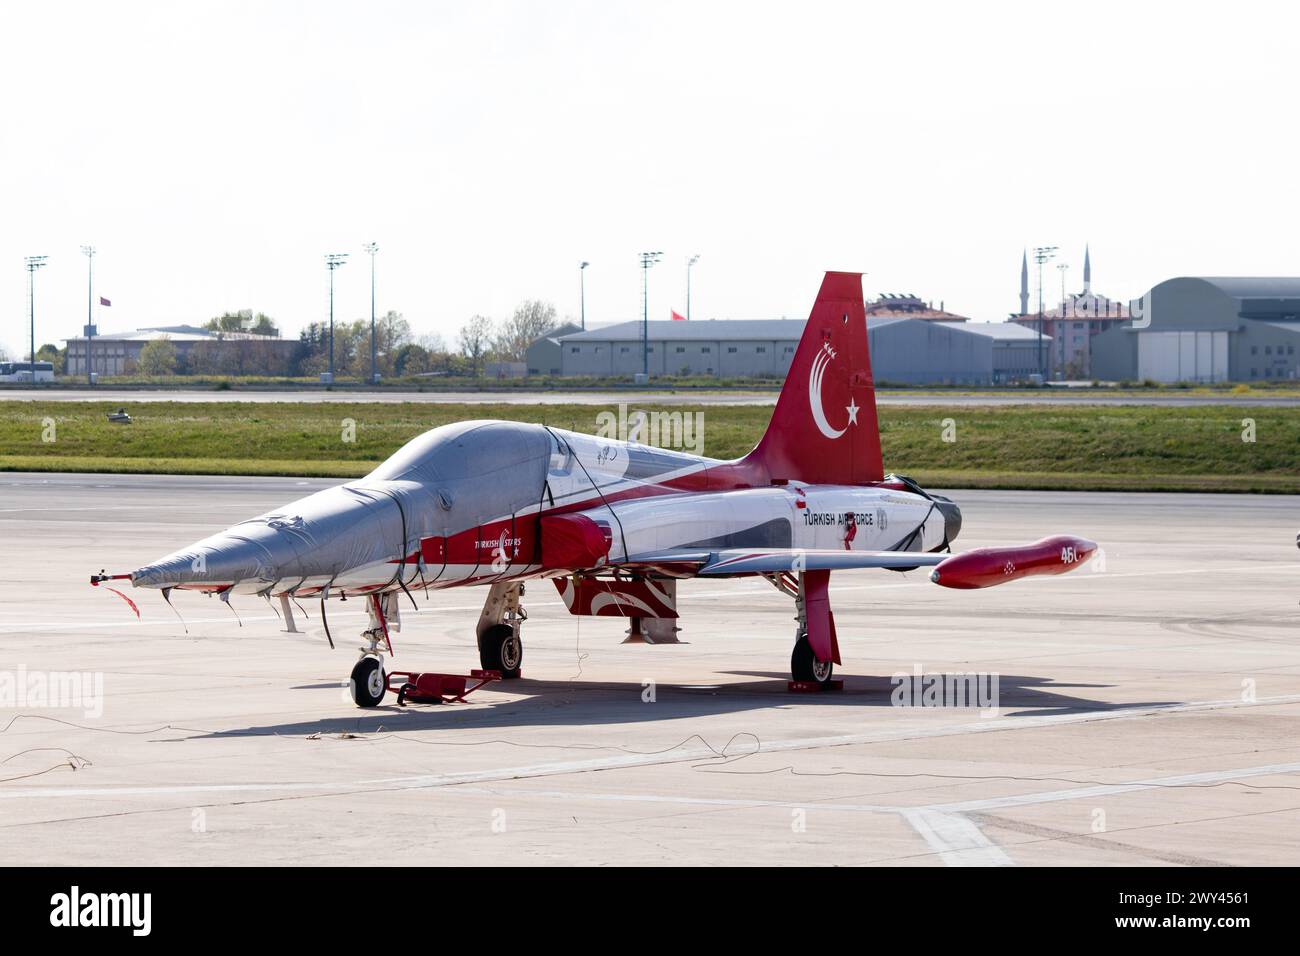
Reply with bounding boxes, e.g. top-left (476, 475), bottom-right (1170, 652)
top-left (1019, 250), bottom-right (1029, 315)
top-left (1083, 244), bottom-right (1091, 294)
